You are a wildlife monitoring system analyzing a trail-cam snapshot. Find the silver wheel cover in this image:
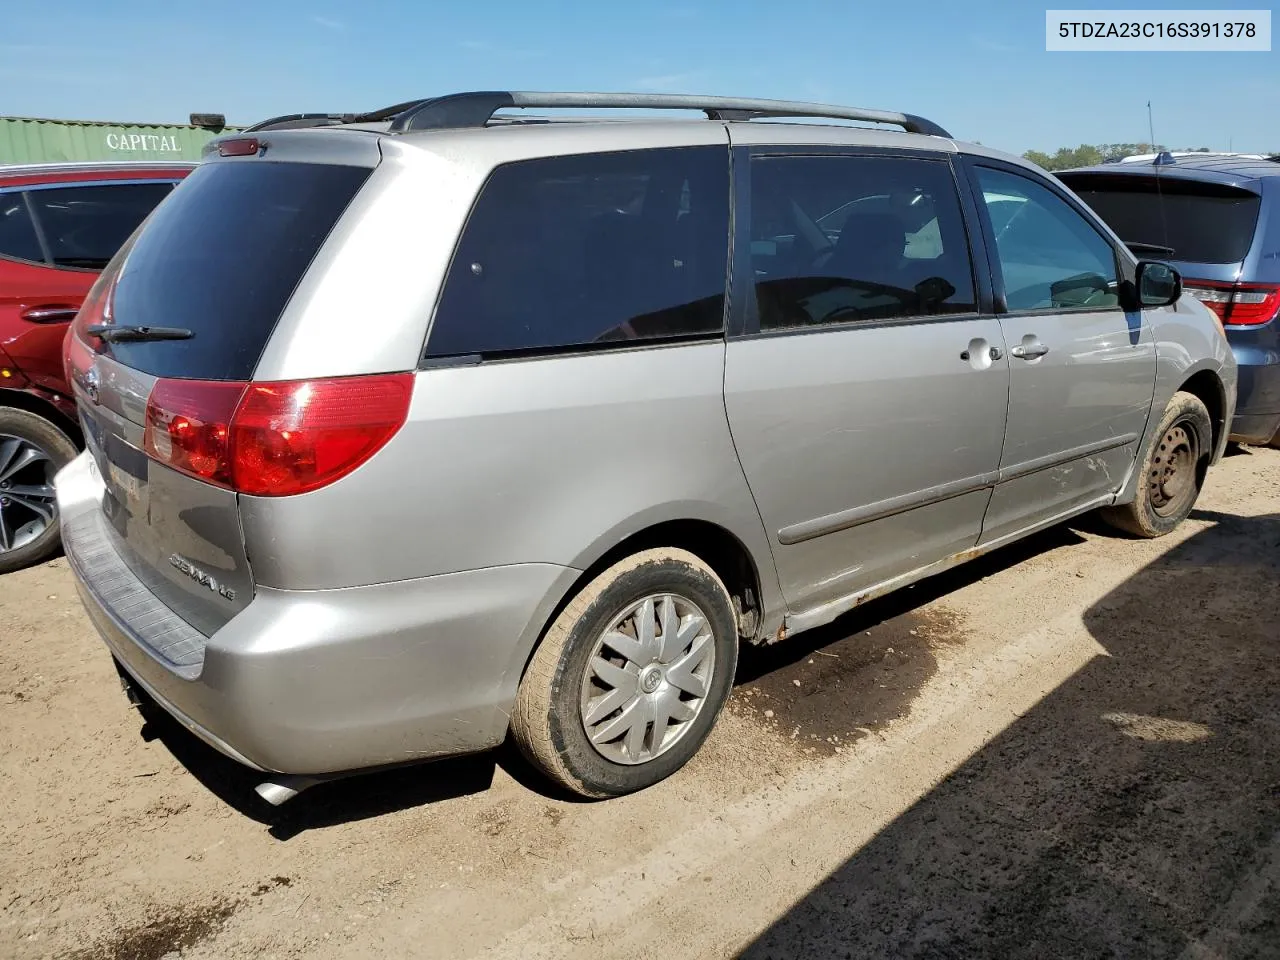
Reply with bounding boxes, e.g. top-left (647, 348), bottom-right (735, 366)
top-left (579, 593), bottom-right (716, 765)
